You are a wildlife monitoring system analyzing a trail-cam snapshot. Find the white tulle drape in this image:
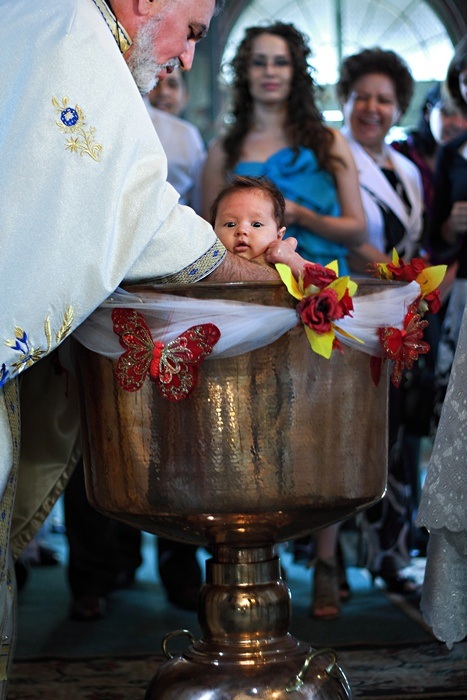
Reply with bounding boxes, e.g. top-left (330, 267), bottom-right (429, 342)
top-left (73, 282), bottom-right (422, 361)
